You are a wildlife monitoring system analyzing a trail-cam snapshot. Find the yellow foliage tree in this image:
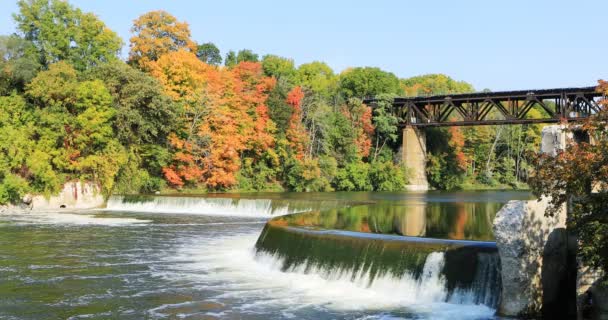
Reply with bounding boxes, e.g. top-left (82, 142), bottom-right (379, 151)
top-left (128, 10), bottom-right (196, 71)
